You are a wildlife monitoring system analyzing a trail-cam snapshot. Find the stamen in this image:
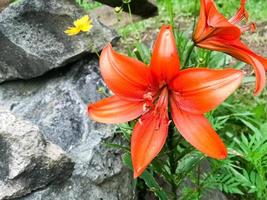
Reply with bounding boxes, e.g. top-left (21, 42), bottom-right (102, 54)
top-left (240, 22), bottom-right (256, 33)
top-left (142, 103), bottom-right (150, 112)
top-left (138, 118), bottom-right (143, 125)
top-left (143, 92), bottom-right (153, 101)
top-left (229, 0), bottom-right (256, 34)
top-left (142, 91), bottom-right (156, 114)
top-left (229, 0), bottom-right (248, 25)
